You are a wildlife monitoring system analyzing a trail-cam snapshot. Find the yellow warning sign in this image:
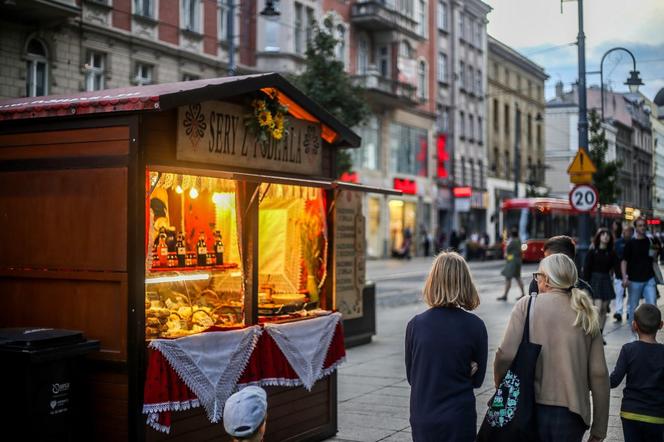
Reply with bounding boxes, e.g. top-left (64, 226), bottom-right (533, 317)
top-left (567, 149), bottom-right (597, 175)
